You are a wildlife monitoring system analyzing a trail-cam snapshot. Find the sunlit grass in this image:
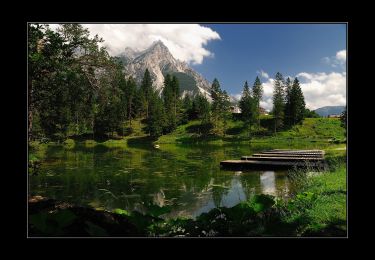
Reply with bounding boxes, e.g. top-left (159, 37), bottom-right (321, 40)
top-left (156, 118), bottom-right (346, 145)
